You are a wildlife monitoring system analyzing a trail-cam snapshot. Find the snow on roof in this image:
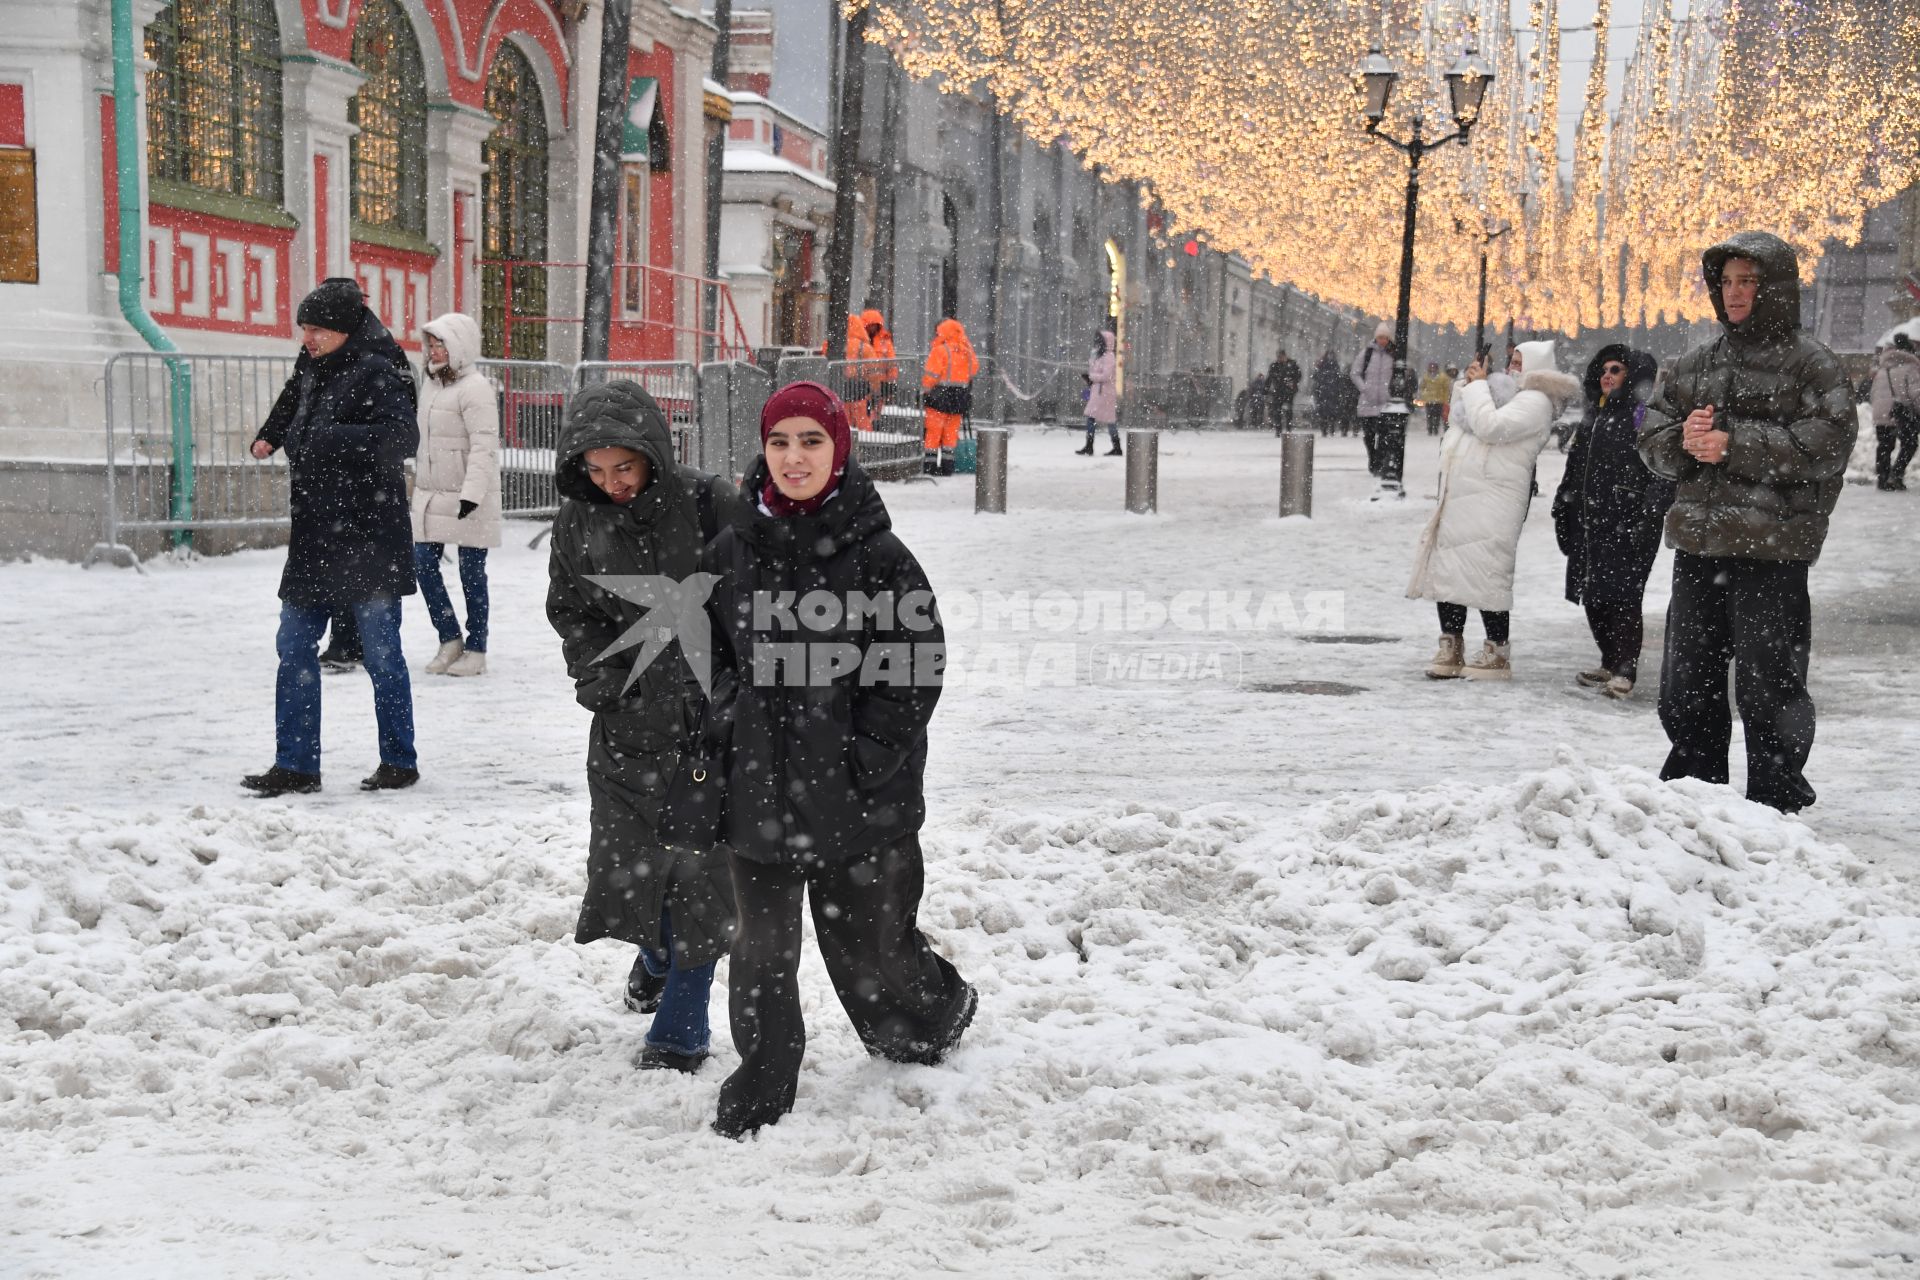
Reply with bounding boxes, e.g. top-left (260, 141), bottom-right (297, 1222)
top-left (723, 150), bottom-right (835, 193)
